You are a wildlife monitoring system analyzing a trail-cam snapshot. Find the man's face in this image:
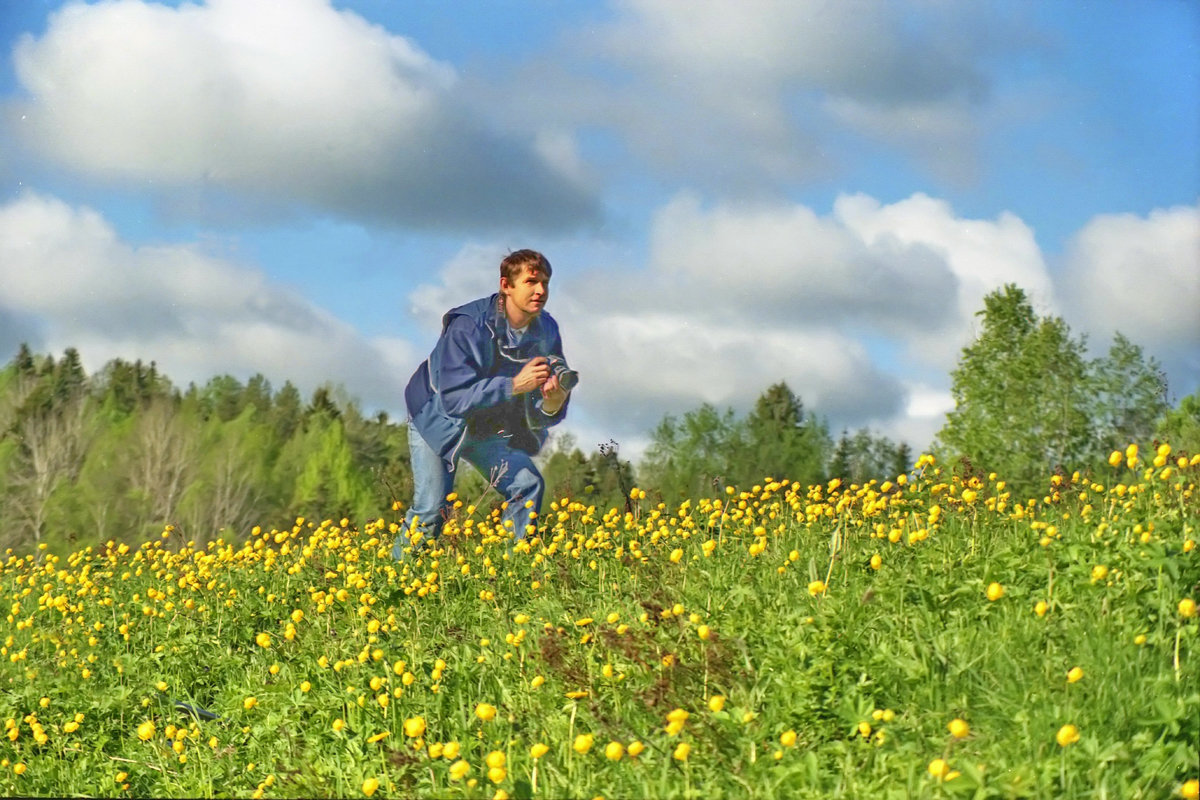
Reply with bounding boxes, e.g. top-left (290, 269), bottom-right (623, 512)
top-left (501, 265), bottom-right (549, 322)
